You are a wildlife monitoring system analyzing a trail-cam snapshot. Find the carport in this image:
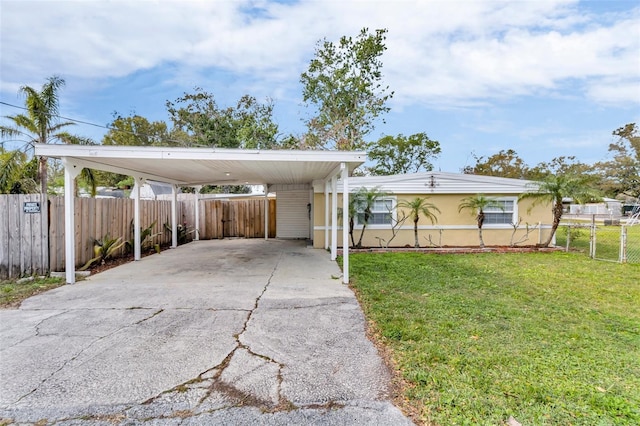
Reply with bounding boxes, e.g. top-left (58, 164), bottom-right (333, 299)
top-left (34, 144), bottom-right (365, 285)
